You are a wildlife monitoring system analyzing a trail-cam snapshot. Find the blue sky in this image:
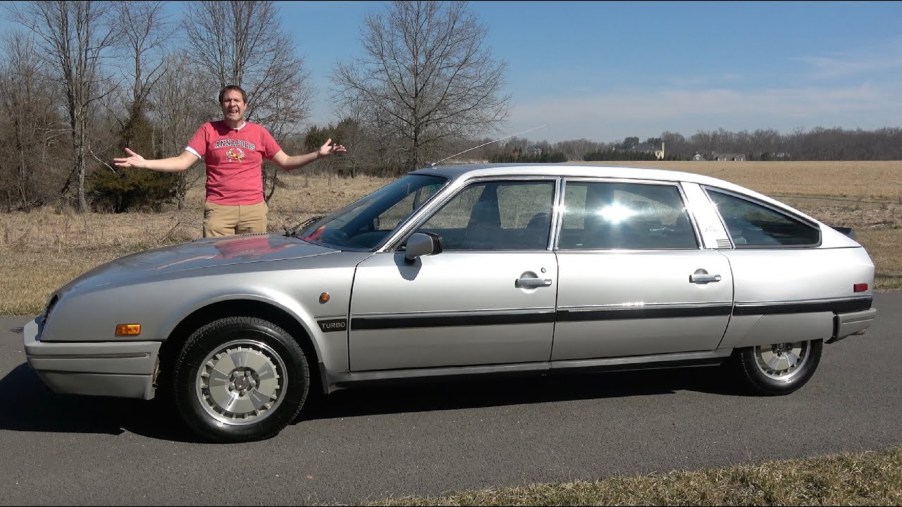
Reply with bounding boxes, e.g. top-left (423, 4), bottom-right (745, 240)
top-left (6, 1), bottom-right (902, 143)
